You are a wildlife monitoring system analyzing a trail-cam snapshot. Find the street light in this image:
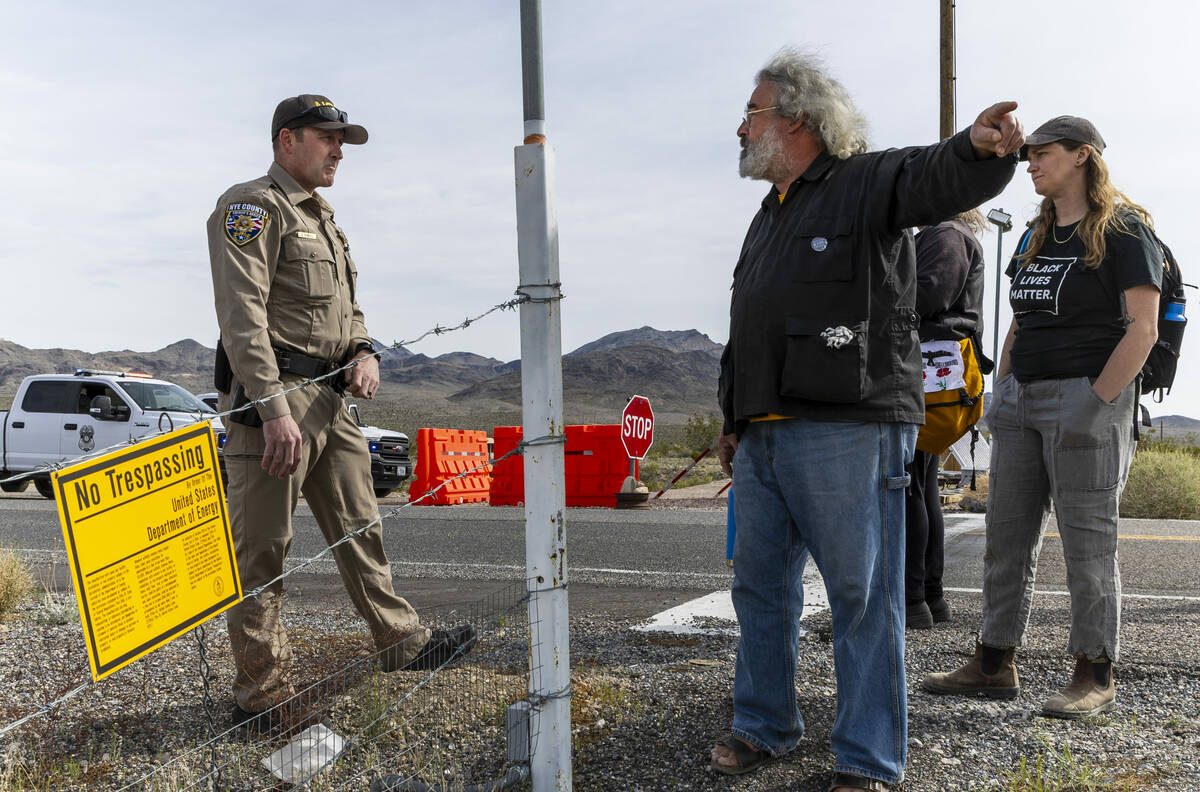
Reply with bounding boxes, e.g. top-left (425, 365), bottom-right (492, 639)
top-left (986, 208), bottom-right (1013, 392)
